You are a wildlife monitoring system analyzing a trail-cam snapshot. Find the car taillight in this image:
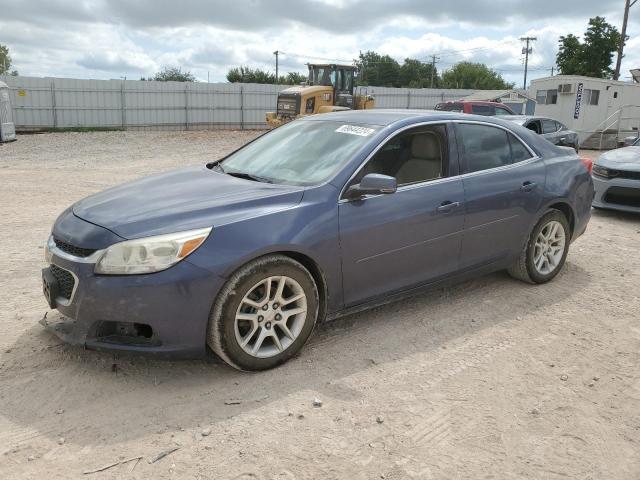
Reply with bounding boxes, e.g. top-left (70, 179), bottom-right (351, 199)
top-left (580, 157), bottom-right (593, 174)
